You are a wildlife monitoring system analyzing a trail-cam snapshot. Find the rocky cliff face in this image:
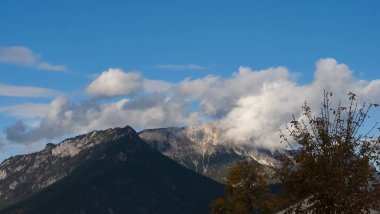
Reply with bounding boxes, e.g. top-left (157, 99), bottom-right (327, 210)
top-left (139, 123), bottom-right (279, 183)
top-left (0, 127), bottom-right (137, 208)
